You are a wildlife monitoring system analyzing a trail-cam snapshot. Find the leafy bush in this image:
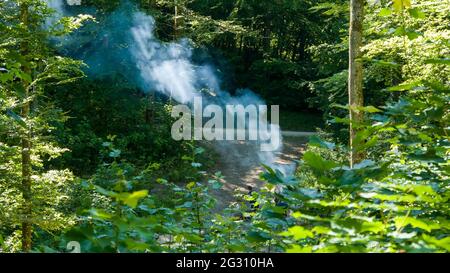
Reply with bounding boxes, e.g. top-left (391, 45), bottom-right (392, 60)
top-left (257, 78), bottom-right (449, 253)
